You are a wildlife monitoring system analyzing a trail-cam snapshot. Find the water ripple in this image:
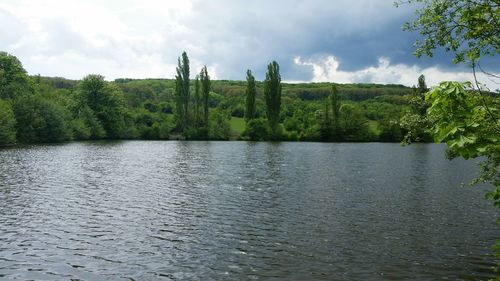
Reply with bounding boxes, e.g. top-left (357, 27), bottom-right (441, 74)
top-left (0, 141), bottom-right (498, 280)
